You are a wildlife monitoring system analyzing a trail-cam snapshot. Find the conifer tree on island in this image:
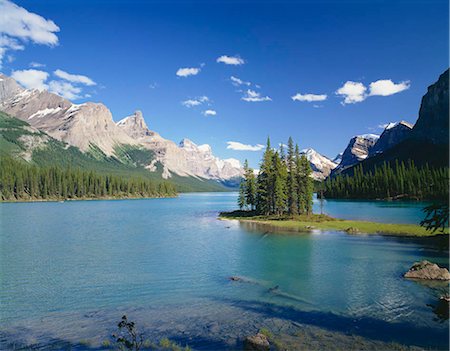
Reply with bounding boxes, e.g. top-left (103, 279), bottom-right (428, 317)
top-left (238, 137), bottom-right (314, 217)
